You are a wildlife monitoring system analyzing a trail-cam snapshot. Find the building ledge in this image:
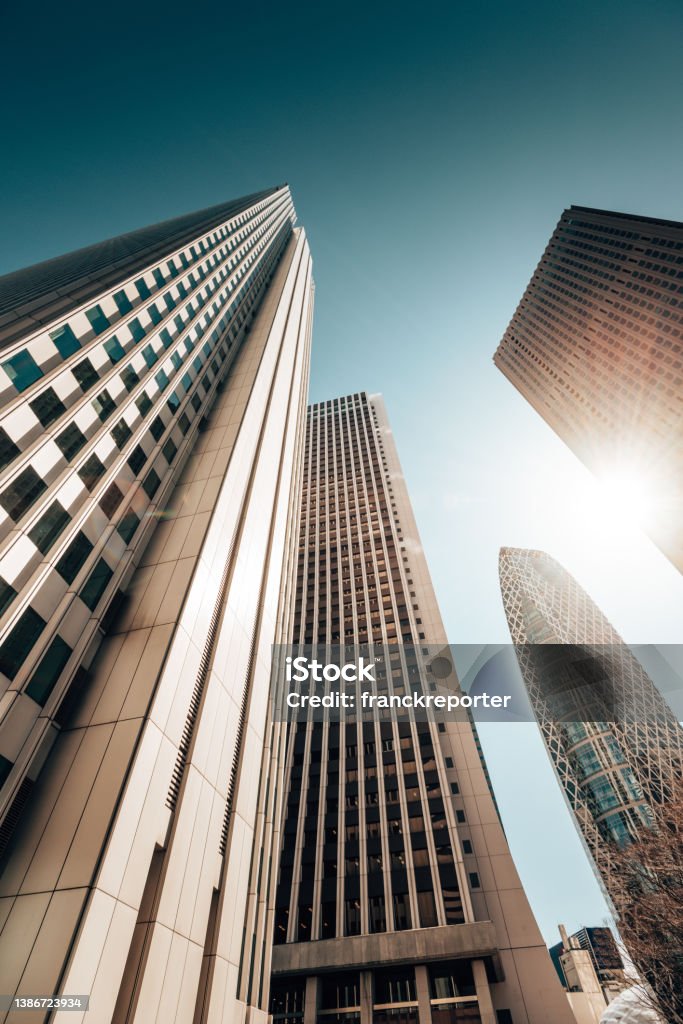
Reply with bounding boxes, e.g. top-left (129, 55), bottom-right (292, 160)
top-left (271, 921), bottom-right (502, 977)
